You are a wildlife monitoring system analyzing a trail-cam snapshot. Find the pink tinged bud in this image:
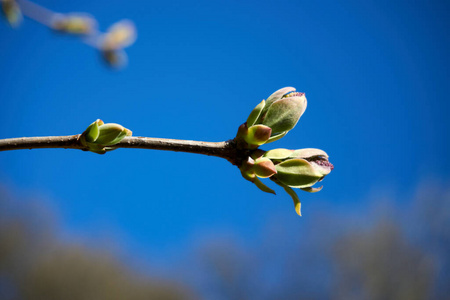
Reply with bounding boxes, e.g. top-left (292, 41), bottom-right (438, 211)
top-left (310, 158), bottom-right (334, 176)
top-left (253, 158), bottom-right (277, 178)
top-left (244, 125), bottom-right (272, 147)
top-left (239, 158), bottom-right (276, 194)
top-left (239, 156), bottom-right (255, 174)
